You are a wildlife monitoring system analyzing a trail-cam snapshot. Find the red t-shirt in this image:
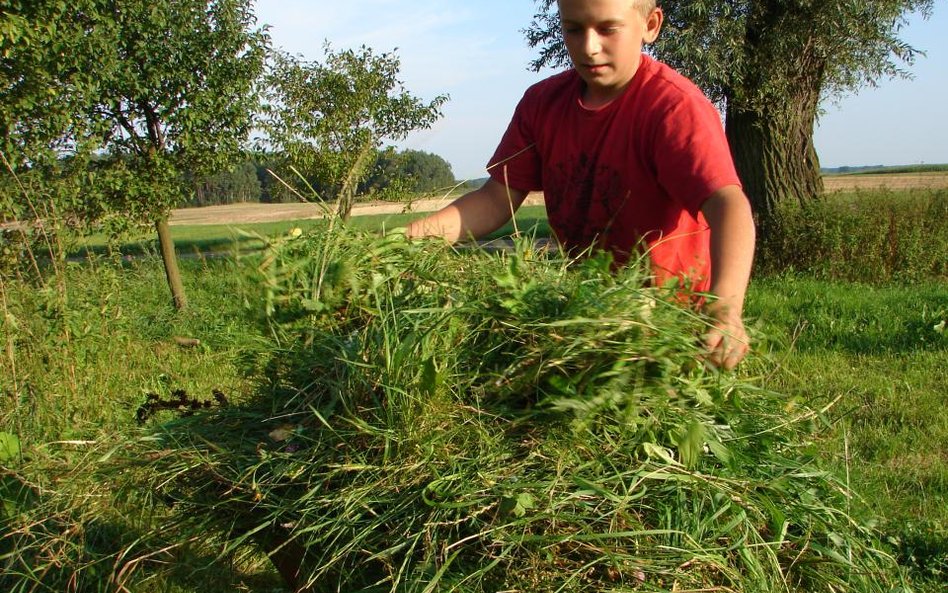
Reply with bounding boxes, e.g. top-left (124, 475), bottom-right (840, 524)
top-left (487, 55), bottom-right (741, 292)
